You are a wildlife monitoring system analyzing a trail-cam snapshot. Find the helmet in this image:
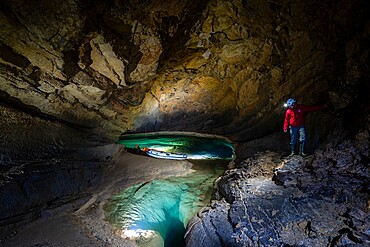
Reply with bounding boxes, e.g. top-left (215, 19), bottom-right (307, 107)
top-left (286, 98), bottom-right (297, 107)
